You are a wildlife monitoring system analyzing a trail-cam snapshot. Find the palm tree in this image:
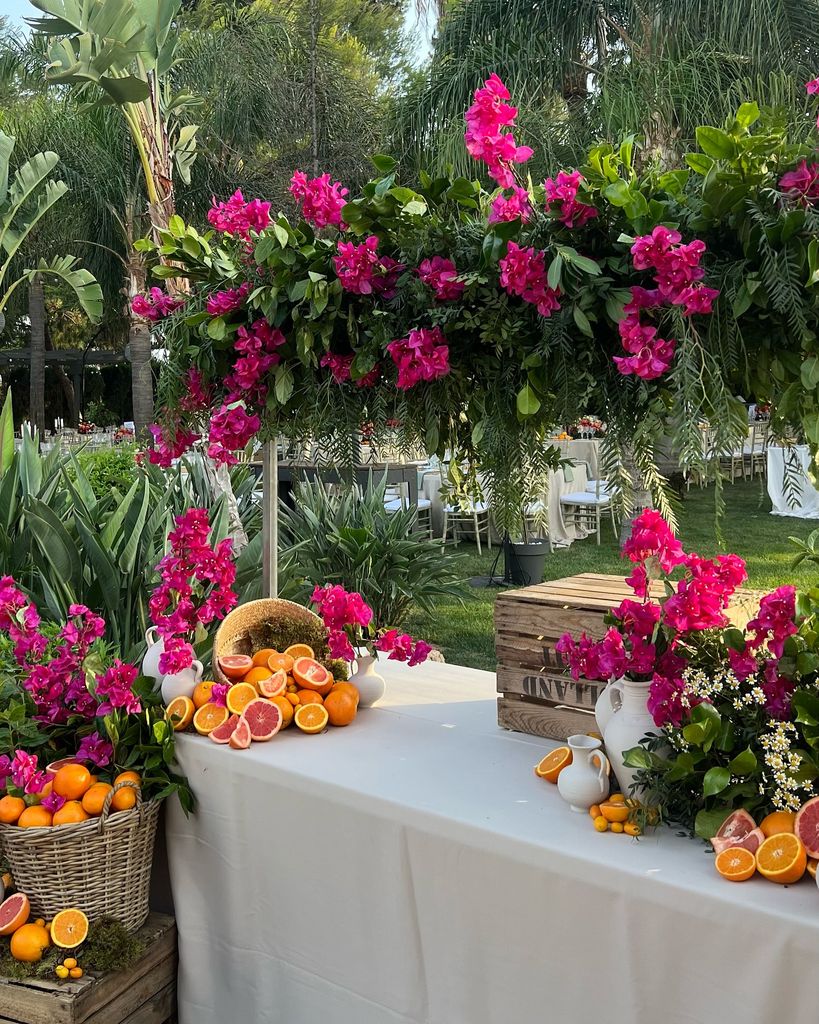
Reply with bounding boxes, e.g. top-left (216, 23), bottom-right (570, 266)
top-left (395, 0), bottom-right (819, 176)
